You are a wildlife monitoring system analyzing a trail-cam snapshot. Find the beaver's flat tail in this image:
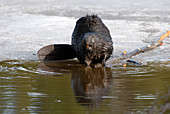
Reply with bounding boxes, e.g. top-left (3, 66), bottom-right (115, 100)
top-left (37, 44), bottom-right (76, 61)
